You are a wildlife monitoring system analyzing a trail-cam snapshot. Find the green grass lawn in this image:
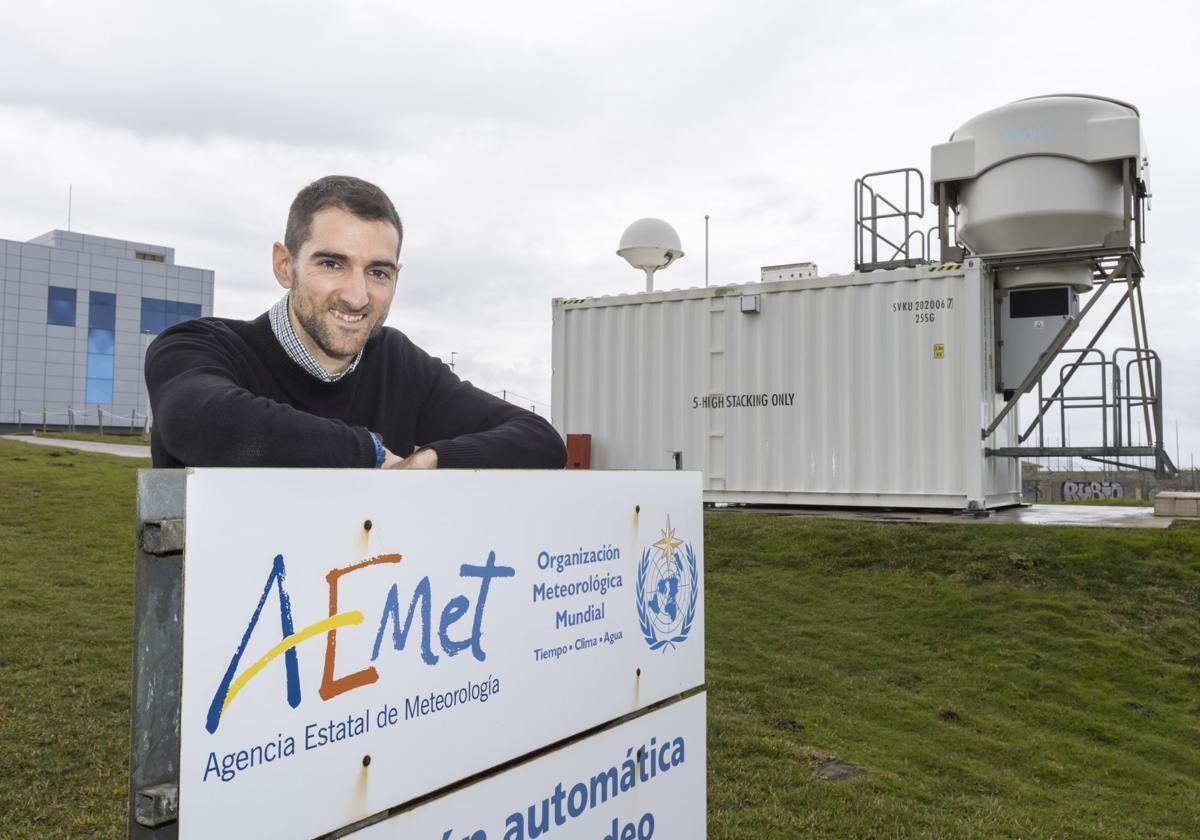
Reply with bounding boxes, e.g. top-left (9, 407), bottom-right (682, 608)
top-left (705, 512), bottom-right (1200, 838)
top-left (0, 438), bottom-right (149, 838)
top-left (2, 437), bottom-right (1199, 838)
